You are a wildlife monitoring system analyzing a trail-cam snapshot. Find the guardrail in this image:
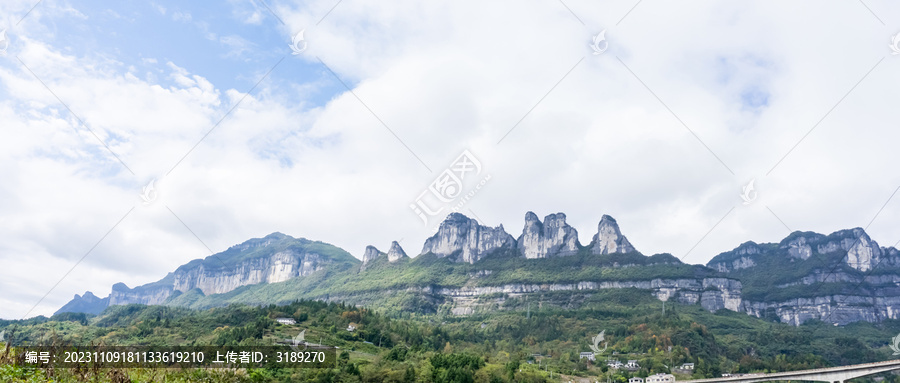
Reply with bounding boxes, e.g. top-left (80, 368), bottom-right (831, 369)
top-left (679, 359), bottom-right (900, 383)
